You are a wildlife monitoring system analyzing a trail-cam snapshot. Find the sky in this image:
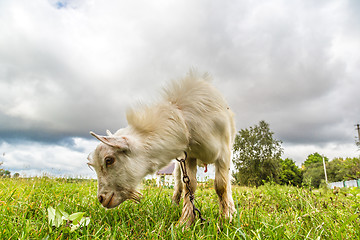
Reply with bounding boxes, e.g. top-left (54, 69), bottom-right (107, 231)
top-left (0, 0), bottom-right (359, 178)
